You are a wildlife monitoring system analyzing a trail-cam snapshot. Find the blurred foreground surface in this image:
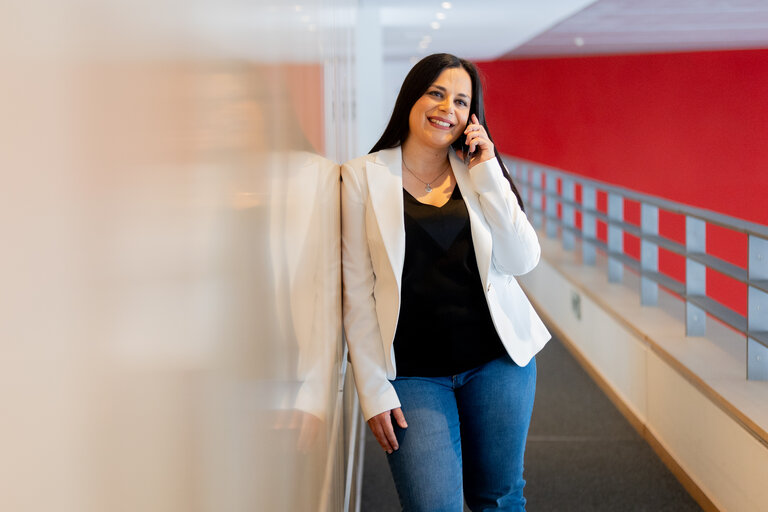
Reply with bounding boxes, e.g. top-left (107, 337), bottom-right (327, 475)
top-left (0, 1), bottom-right (355, 510)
